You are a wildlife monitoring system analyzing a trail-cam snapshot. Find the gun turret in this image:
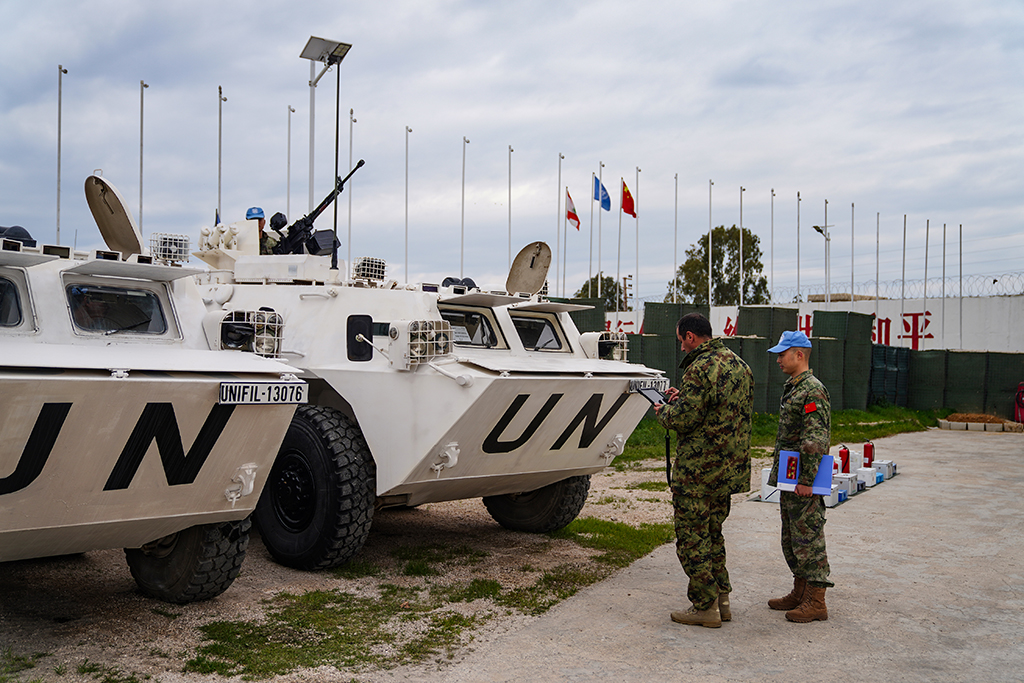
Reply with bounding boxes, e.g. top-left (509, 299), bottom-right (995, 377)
top-left (273, 159), bottom-right (365, 256)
